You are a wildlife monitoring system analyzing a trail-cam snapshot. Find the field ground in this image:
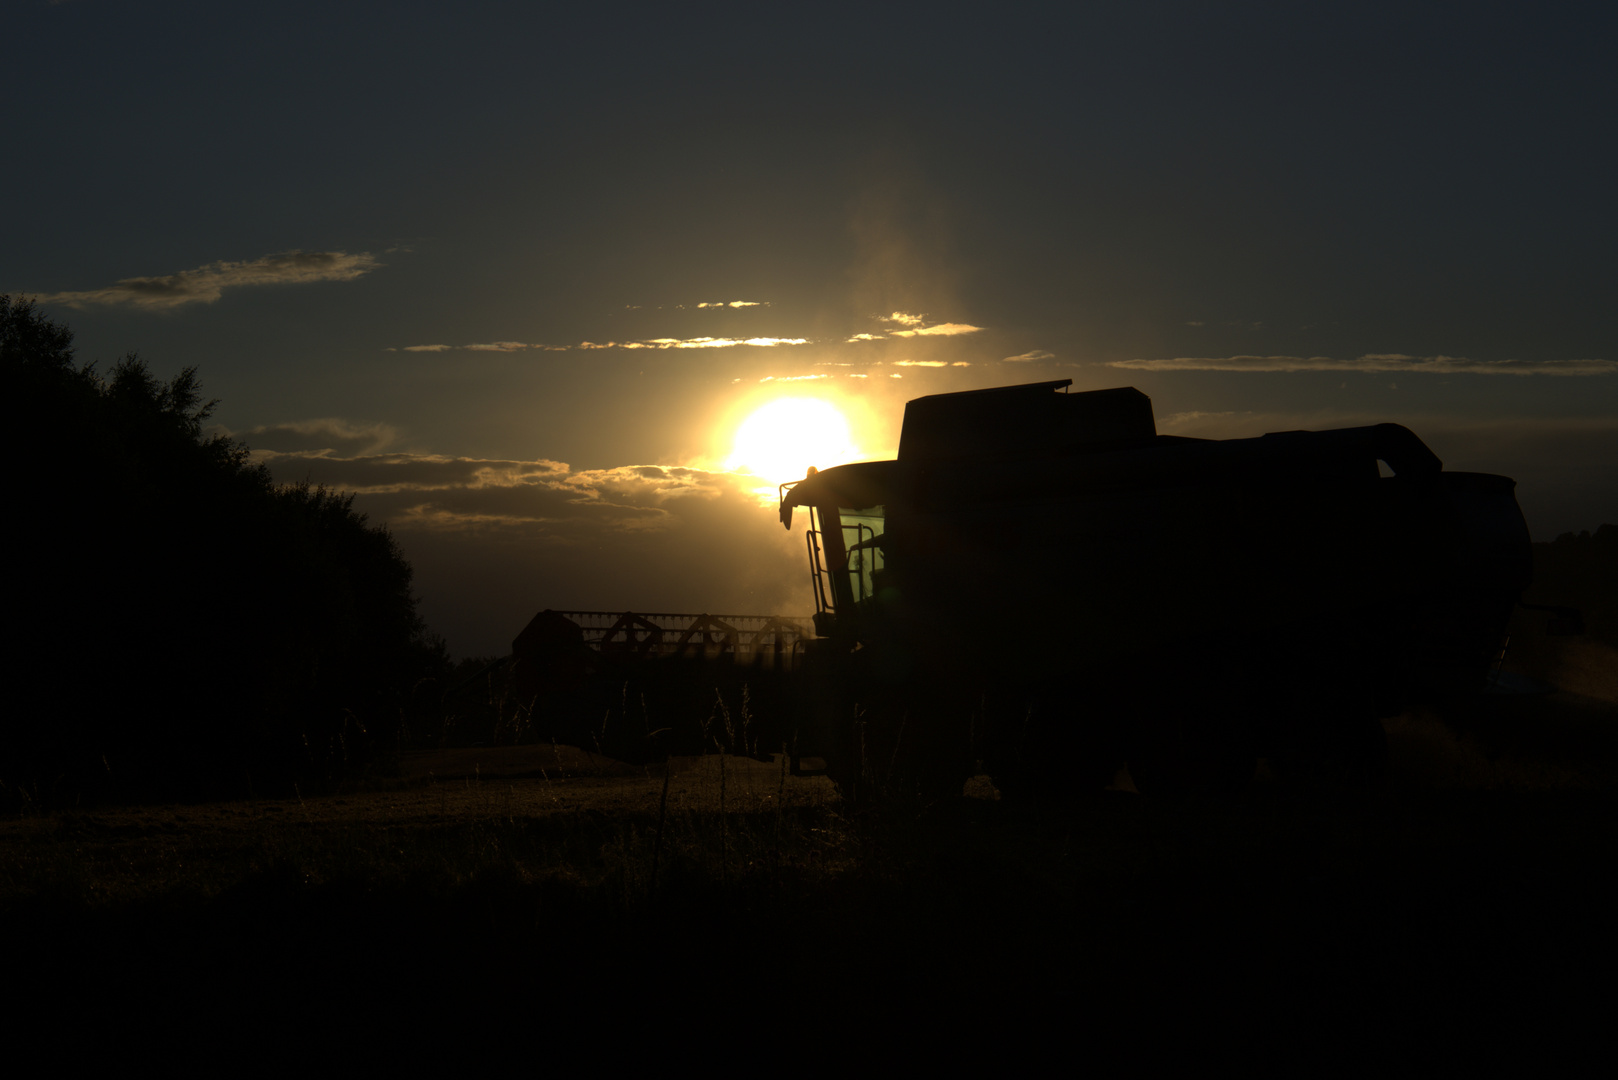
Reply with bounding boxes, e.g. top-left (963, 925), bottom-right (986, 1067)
top-left (5, 638), bottom-right (1615, 1046)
